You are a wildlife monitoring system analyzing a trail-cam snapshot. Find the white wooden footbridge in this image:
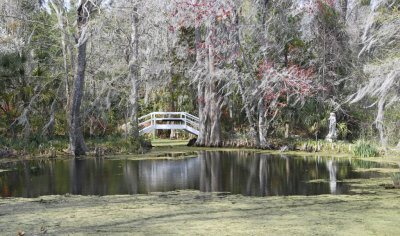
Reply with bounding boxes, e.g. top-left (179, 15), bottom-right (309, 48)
top-left (138, 112), bottom-right (199, 136)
